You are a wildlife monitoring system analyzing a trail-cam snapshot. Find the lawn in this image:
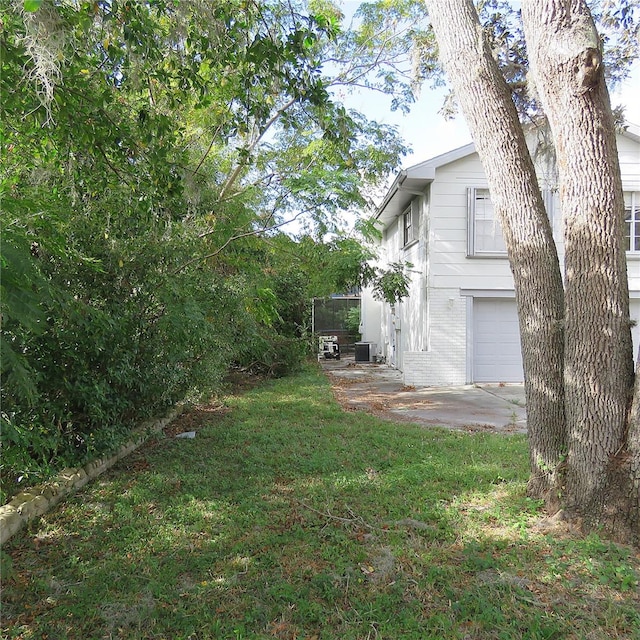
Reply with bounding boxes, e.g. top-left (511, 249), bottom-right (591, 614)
top-left (2, 364), bottom-right (639, 639)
